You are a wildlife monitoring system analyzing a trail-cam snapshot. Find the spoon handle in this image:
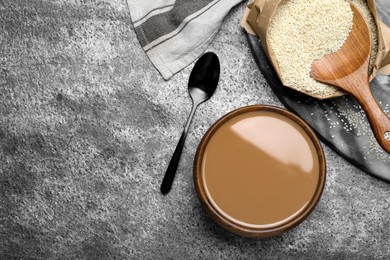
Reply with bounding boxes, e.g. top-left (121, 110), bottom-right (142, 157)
top-left (160, 104), bottom-right (197, 194)
top-left (349, 82), bottom-right (390, 154)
